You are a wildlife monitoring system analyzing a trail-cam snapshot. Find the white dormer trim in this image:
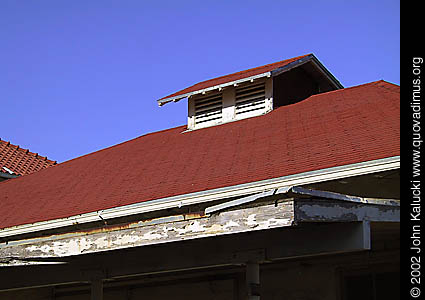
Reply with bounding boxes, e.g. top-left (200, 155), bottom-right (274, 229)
top-left (159, 72), bottom-right (272, 106)
top-left (187, 77), bottom-right (273, 130)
